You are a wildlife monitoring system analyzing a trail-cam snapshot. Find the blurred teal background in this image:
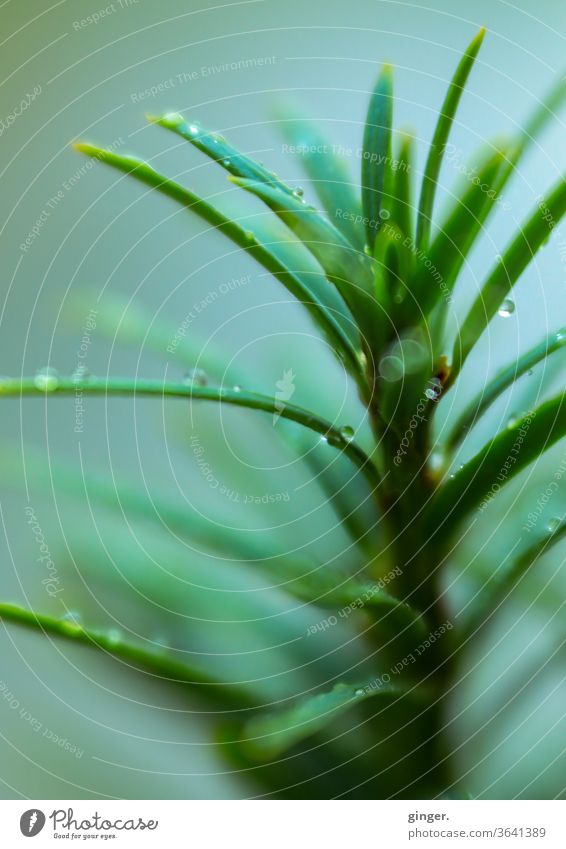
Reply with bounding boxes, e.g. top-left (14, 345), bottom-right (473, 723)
top-left (0, 0), bottom-right (565, 798)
